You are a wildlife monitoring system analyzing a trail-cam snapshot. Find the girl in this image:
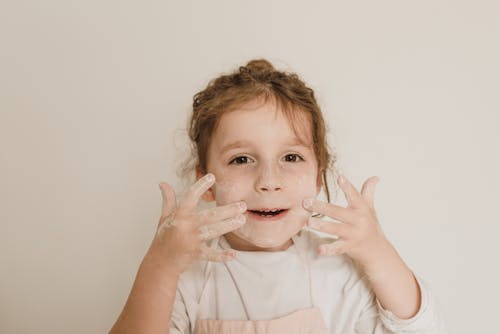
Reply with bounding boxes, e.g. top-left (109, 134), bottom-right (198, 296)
top-left (110, 59), bottom-right (446, 333)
